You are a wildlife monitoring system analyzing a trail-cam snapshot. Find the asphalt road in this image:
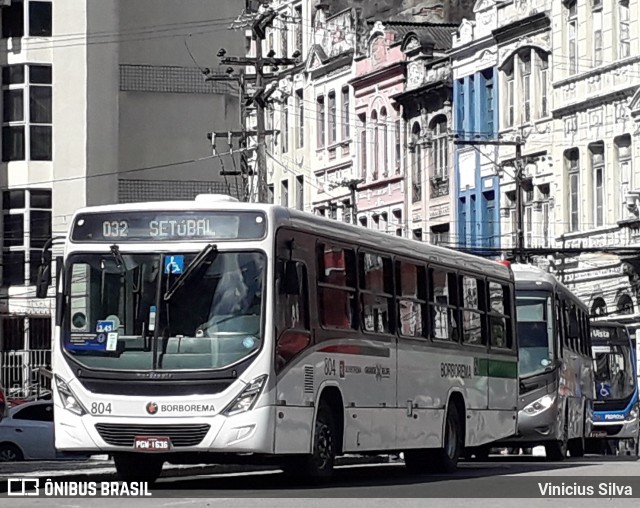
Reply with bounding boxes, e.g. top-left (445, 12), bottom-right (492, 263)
top-left (1, 455), bottom-right (640, 507)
